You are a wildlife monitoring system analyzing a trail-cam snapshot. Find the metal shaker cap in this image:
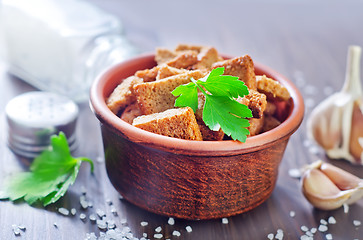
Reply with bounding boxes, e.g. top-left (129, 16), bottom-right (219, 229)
top-left (5, 91), bottom-right (79, 158)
